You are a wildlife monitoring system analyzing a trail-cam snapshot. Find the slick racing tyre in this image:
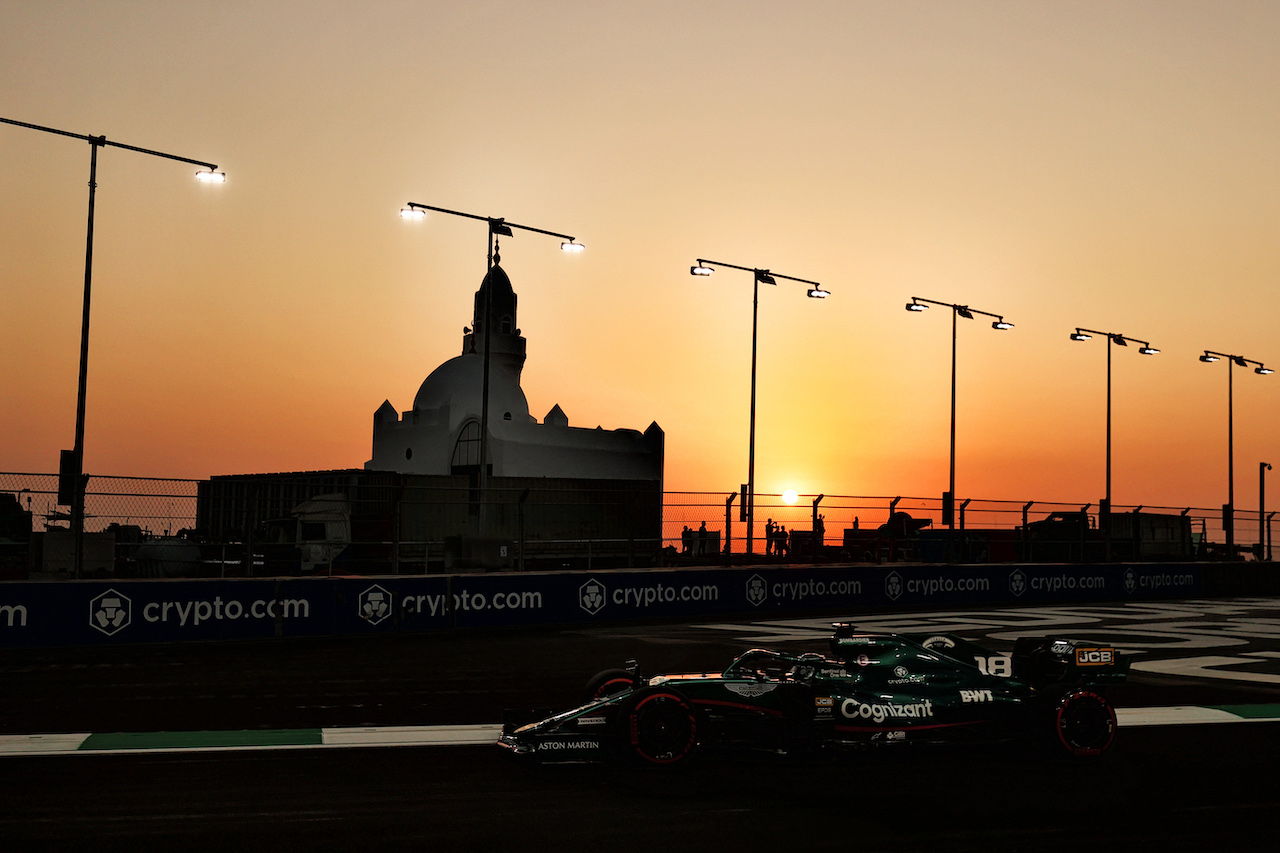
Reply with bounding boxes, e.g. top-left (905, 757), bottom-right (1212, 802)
top-left (1053, 689), bottom-right (1117, 758)
top-left (615, 688), bottom-right (699, 766)
top-left (583, 668), bottom-right (640, 703)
